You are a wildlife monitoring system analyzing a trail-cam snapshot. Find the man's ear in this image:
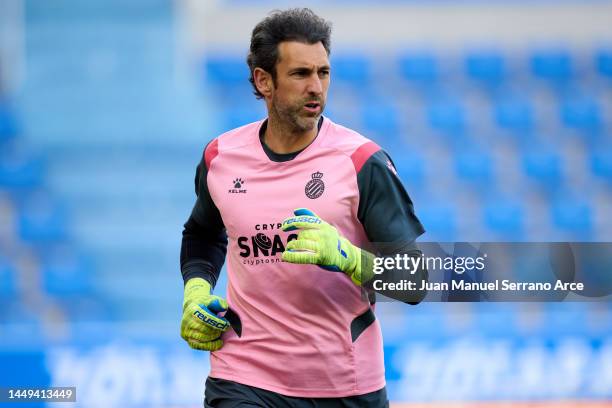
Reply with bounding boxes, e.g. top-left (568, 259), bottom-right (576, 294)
top-left (253, 67), bottom-right (273, 98)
